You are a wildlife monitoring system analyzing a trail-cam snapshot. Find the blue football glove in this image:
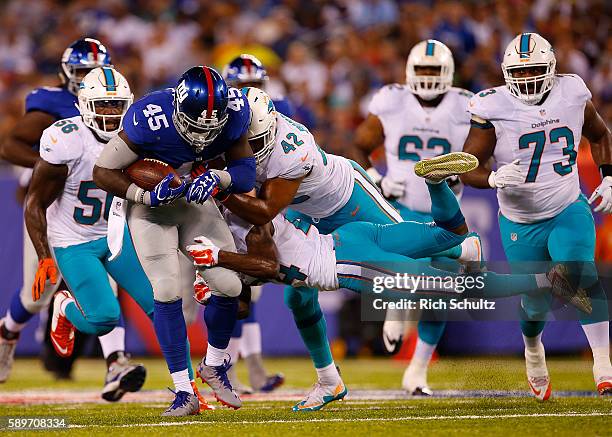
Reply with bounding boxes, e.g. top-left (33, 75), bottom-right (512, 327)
top-left (150, 174), bottom-right (187, 207)
top-left (186, 171), bottom-right (220, 204)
